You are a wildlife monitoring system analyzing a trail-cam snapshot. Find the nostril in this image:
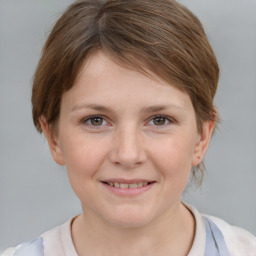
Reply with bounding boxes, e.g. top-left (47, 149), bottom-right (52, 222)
top-left (108, 137), bottom-right (147, 168)
top-left (112, 160), bottom-right (142, 169)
